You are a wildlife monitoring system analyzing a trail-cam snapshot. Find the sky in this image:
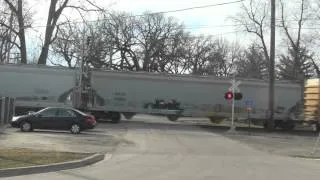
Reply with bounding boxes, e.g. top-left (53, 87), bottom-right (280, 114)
top-left (24, 0), bottom-right (249, 60)
top-left (23, 0), bottom-right (318, 63)
top-left (103, 0), bottom-right (244, 37)
top-left (29, 0), bottom-right (244, 36)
